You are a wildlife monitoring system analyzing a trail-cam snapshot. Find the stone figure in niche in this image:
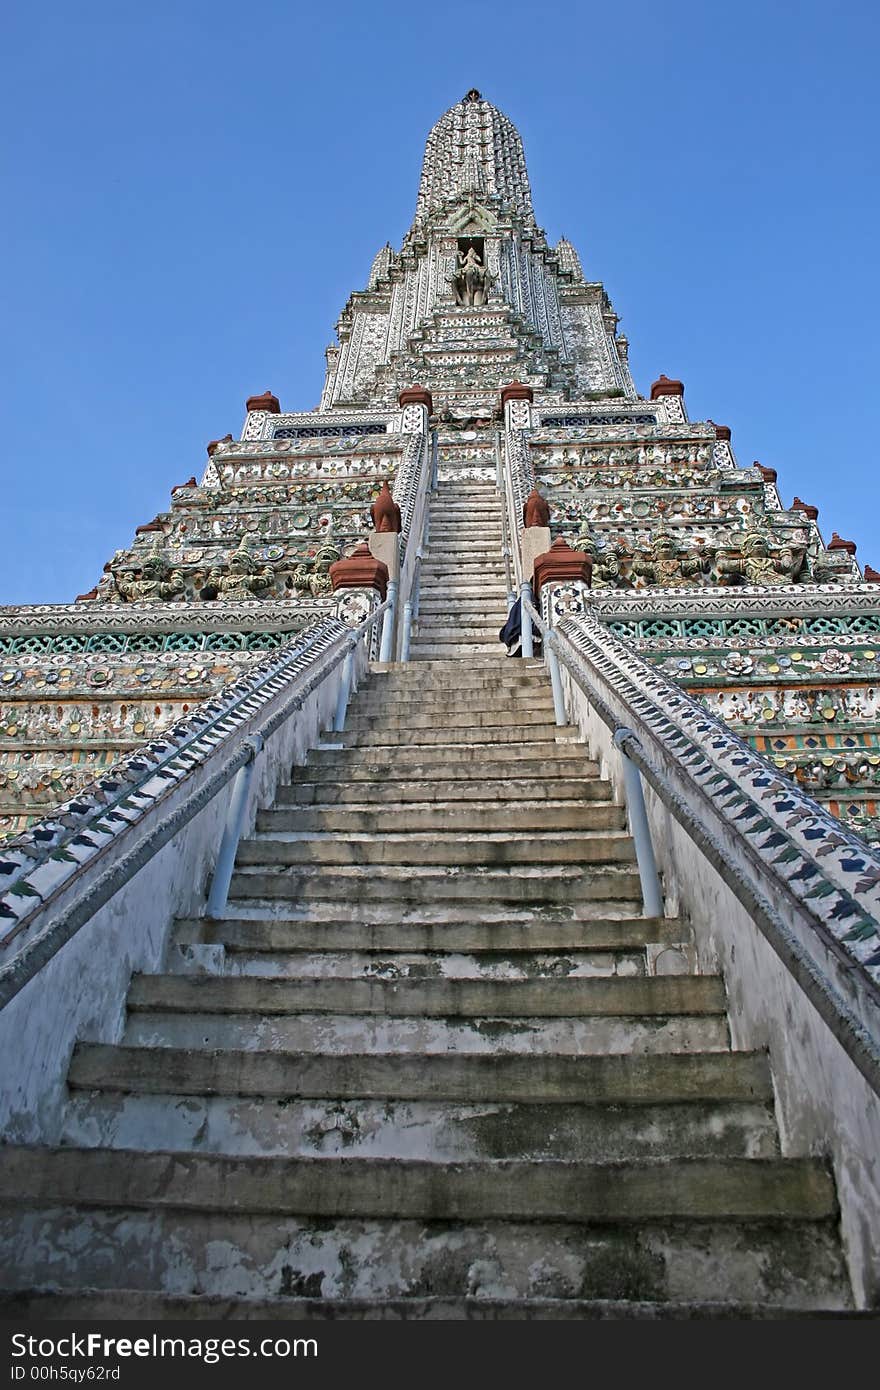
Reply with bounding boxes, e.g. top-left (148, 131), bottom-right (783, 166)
top-left (112, 539), bottom-right (185, 603)
top-left (290, 544), bottom-right (342, 598)
top-left (451, 245), bottom-right (492, 307)
top-left (370, 480), bottom-right (402, 533)
top-left (201, 534), bottom-right (275, 600)
top-left (632, 528), bottom-right (711, 588)
top-left (717, 521), bottom-right (803, 587)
